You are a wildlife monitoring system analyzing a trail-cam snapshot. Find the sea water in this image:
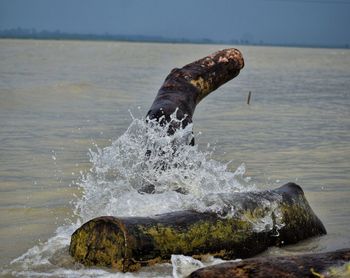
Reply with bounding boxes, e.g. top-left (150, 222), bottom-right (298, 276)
top-left (0, 39), bottom-right (349, 277)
